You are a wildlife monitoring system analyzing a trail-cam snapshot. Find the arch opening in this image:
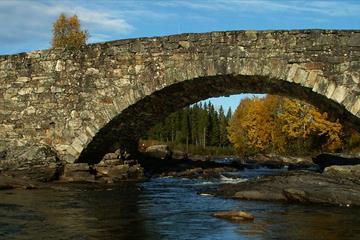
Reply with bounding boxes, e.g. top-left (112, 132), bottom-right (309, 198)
top-left (76, 75), bottom-right (360, 164)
